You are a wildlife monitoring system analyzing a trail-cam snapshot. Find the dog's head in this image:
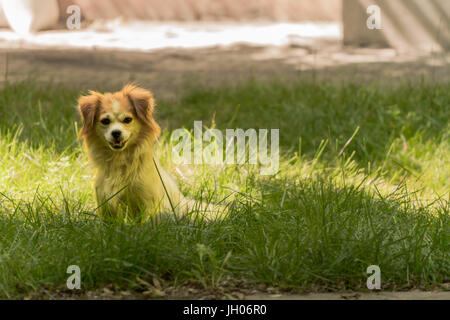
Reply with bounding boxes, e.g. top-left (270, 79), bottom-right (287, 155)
top-left (78, 84), bottom-right (161, 151)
